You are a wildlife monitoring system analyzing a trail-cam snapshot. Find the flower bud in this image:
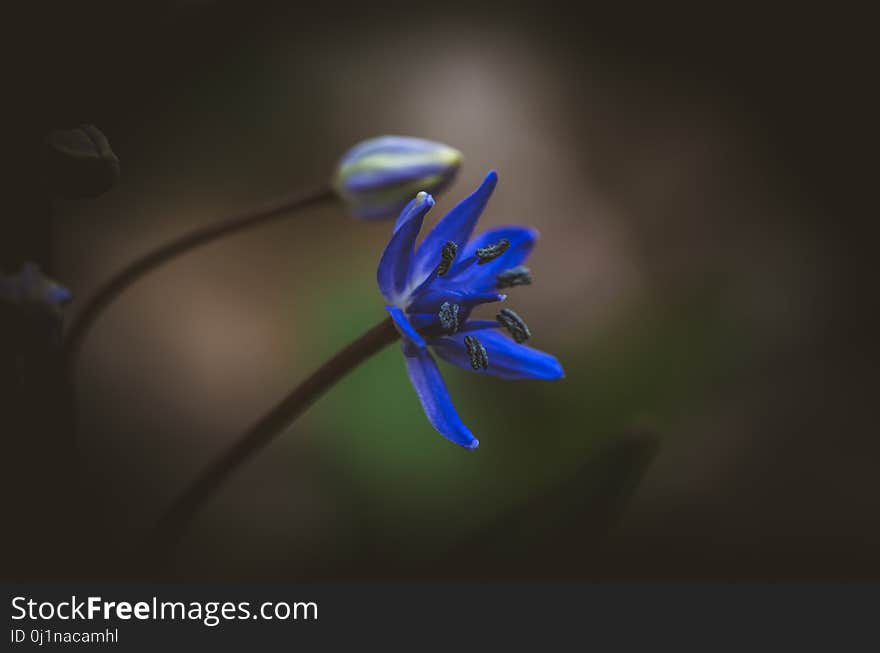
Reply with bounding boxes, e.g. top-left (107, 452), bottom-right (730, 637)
top-left (334, 136), bottom-right (462, 219)
top-left (44, 124), bottom-right (120, 199)
top-left (0, 262), bottom-right (72, 319)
